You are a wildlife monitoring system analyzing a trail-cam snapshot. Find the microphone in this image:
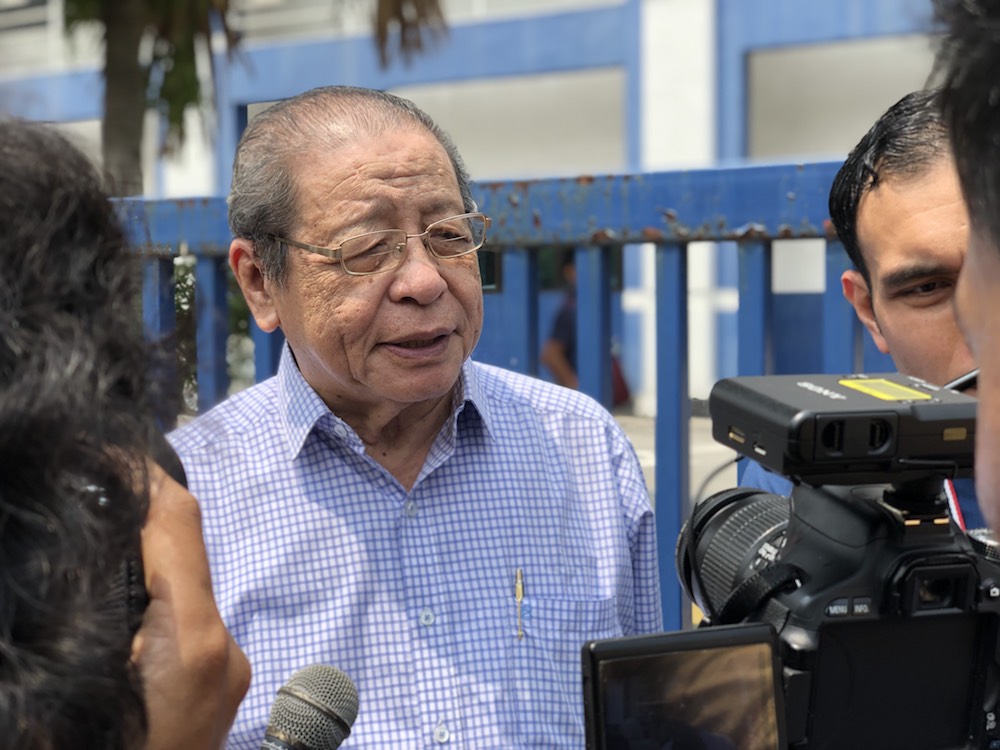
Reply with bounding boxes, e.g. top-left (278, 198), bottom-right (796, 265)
top-left (944, 367), bottom-right (979, 393)
top-left (261, 665), bottom-right (359, 750)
